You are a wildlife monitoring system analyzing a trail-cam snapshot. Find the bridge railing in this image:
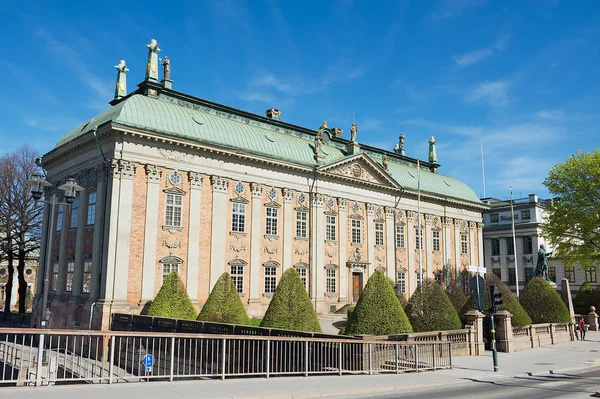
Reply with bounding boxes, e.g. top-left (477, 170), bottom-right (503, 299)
top-left (0, 328), bottom-right (452, 386)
